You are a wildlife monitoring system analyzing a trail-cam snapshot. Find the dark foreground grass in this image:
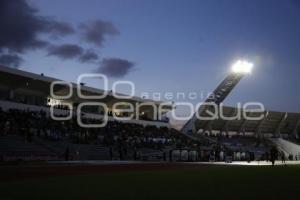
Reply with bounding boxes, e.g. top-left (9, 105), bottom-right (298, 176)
top-left (1, 165), bottom-right (300, 200)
